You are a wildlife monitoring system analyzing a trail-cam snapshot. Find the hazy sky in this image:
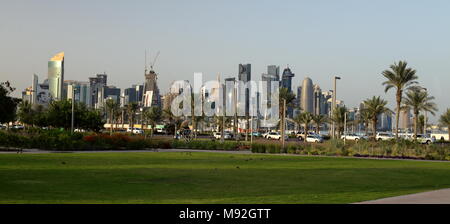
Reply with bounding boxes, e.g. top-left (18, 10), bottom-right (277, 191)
top-left (1, 0), bottom-right (449, 122)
